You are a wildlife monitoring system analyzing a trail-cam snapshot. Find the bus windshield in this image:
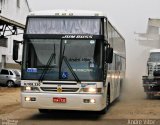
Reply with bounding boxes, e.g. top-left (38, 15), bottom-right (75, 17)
top-left (26, 18), bottom-right (101, 35)
top-left (22, 39), bottom-right (103, 81)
